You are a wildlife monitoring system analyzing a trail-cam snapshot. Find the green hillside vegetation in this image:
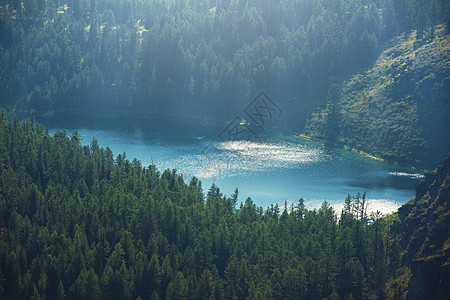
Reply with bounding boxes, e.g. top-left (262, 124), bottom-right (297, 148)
top-left (304, 25), bottom-right (450, 168)
top-left (1, 0), bottom-right (449, 299)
